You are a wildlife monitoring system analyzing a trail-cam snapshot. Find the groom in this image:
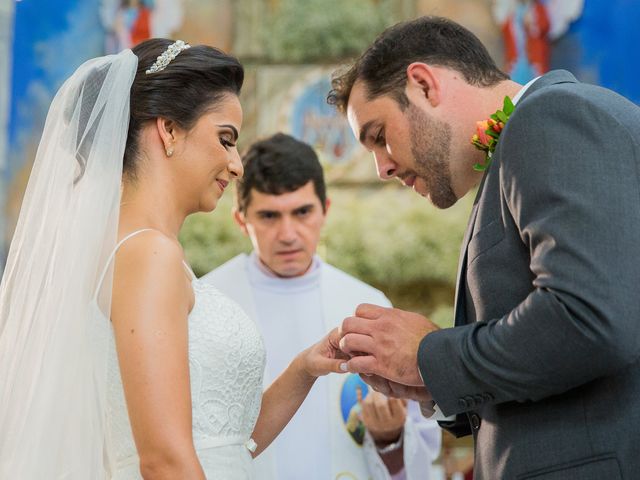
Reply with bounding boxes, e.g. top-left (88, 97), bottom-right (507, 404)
top-left (329, 15), bottom-right (640, 479)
